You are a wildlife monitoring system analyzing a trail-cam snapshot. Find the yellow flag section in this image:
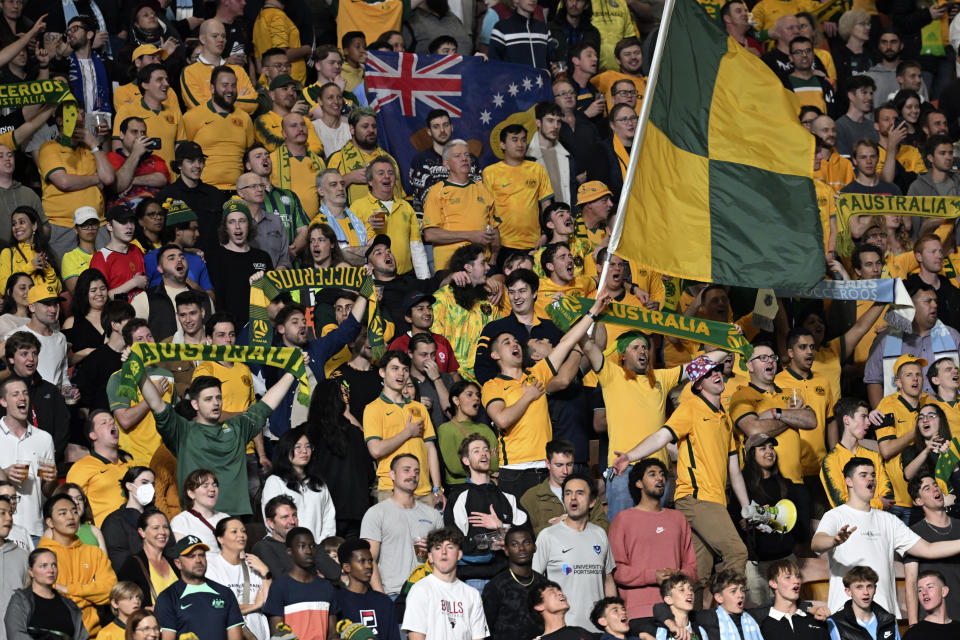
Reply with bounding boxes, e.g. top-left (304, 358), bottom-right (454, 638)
top-left (614, 0), bottom-right (823, 289)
